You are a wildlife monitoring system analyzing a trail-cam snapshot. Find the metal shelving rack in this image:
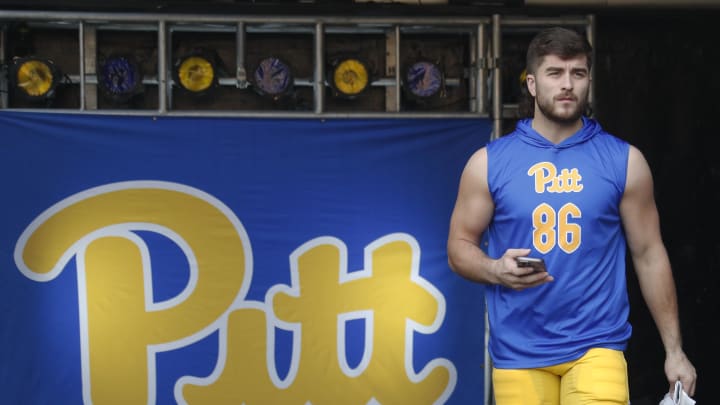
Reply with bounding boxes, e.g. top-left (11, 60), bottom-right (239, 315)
top-left (0, 10), bottom-right (594, 138)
